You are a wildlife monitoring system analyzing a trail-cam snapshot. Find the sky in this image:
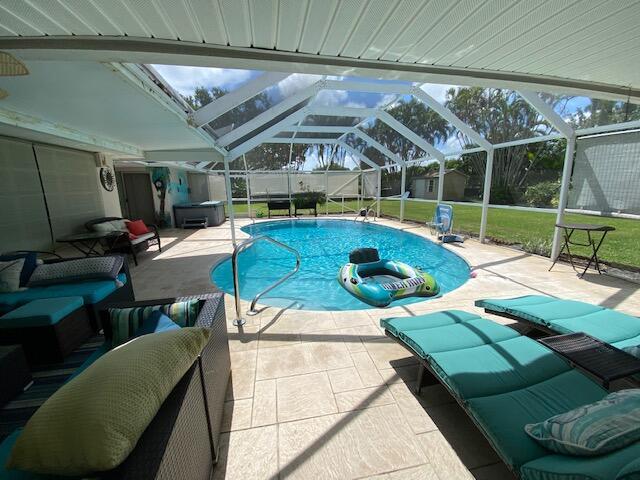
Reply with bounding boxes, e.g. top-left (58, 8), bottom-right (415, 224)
top-left (152, 64), bottom-right (602, 169)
